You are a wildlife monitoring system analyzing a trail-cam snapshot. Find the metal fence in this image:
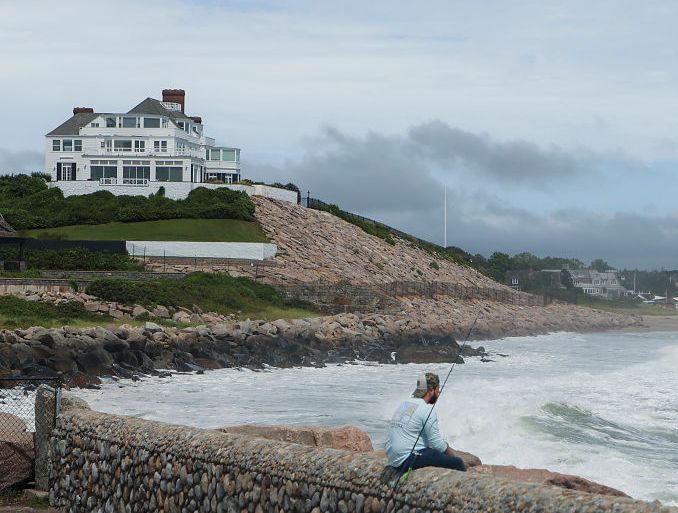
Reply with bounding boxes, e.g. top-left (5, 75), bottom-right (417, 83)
top-left (0, 377), bottom-right (61, 490)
